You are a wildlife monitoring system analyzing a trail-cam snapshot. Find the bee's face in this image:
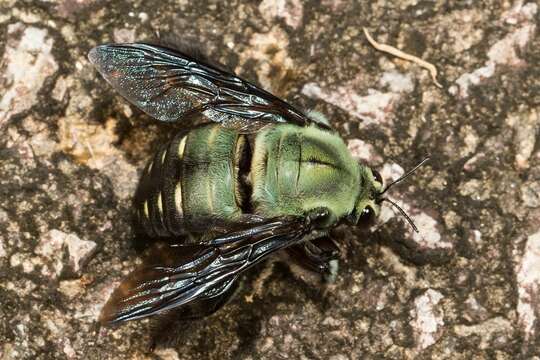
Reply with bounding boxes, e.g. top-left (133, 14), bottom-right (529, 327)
top-left (347, 168), bottom-right (383, 226)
